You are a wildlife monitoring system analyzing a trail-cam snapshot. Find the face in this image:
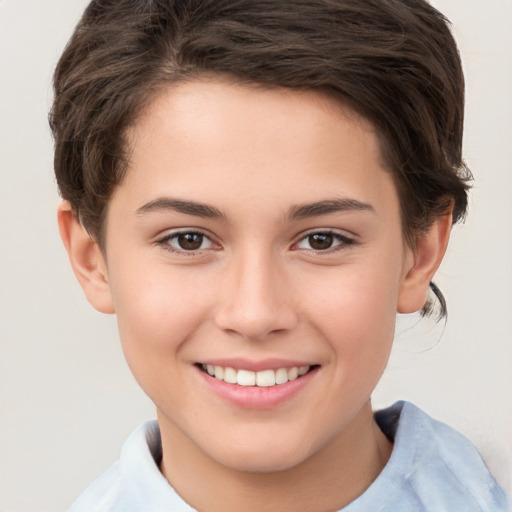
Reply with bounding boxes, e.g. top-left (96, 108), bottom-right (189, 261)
top-left (100, 80), bottom-right (414, 472)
